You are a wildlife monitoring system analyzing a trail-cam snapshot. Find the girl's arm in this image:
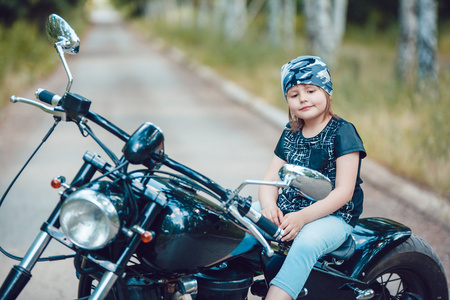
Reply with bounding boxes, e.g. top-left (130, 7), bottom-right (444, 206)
top-left (258, 155), bottom-right (287, 226)
top-left (280, 151), bottom-right (360, 241)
